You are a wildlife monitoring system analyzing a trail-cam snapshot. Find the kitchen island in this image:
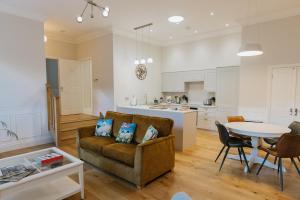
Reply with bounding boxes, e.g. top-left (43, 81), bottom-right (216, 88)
top-left (117, 105), bottom-right (197, 151)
